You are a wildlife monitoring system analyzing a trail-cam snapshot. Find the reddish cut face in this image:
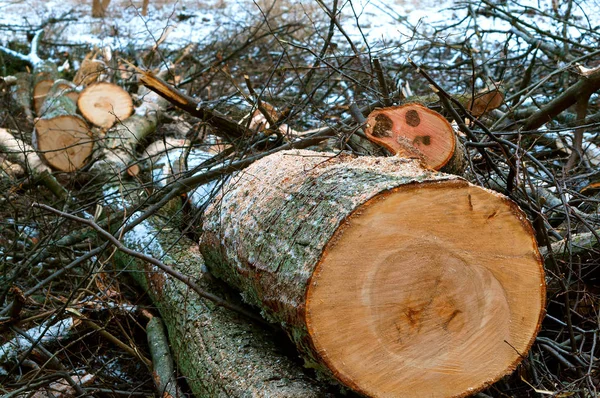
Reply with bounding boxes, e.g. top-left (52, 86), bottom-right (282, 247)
top-left (365, 103), bottom-right (455, 170)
